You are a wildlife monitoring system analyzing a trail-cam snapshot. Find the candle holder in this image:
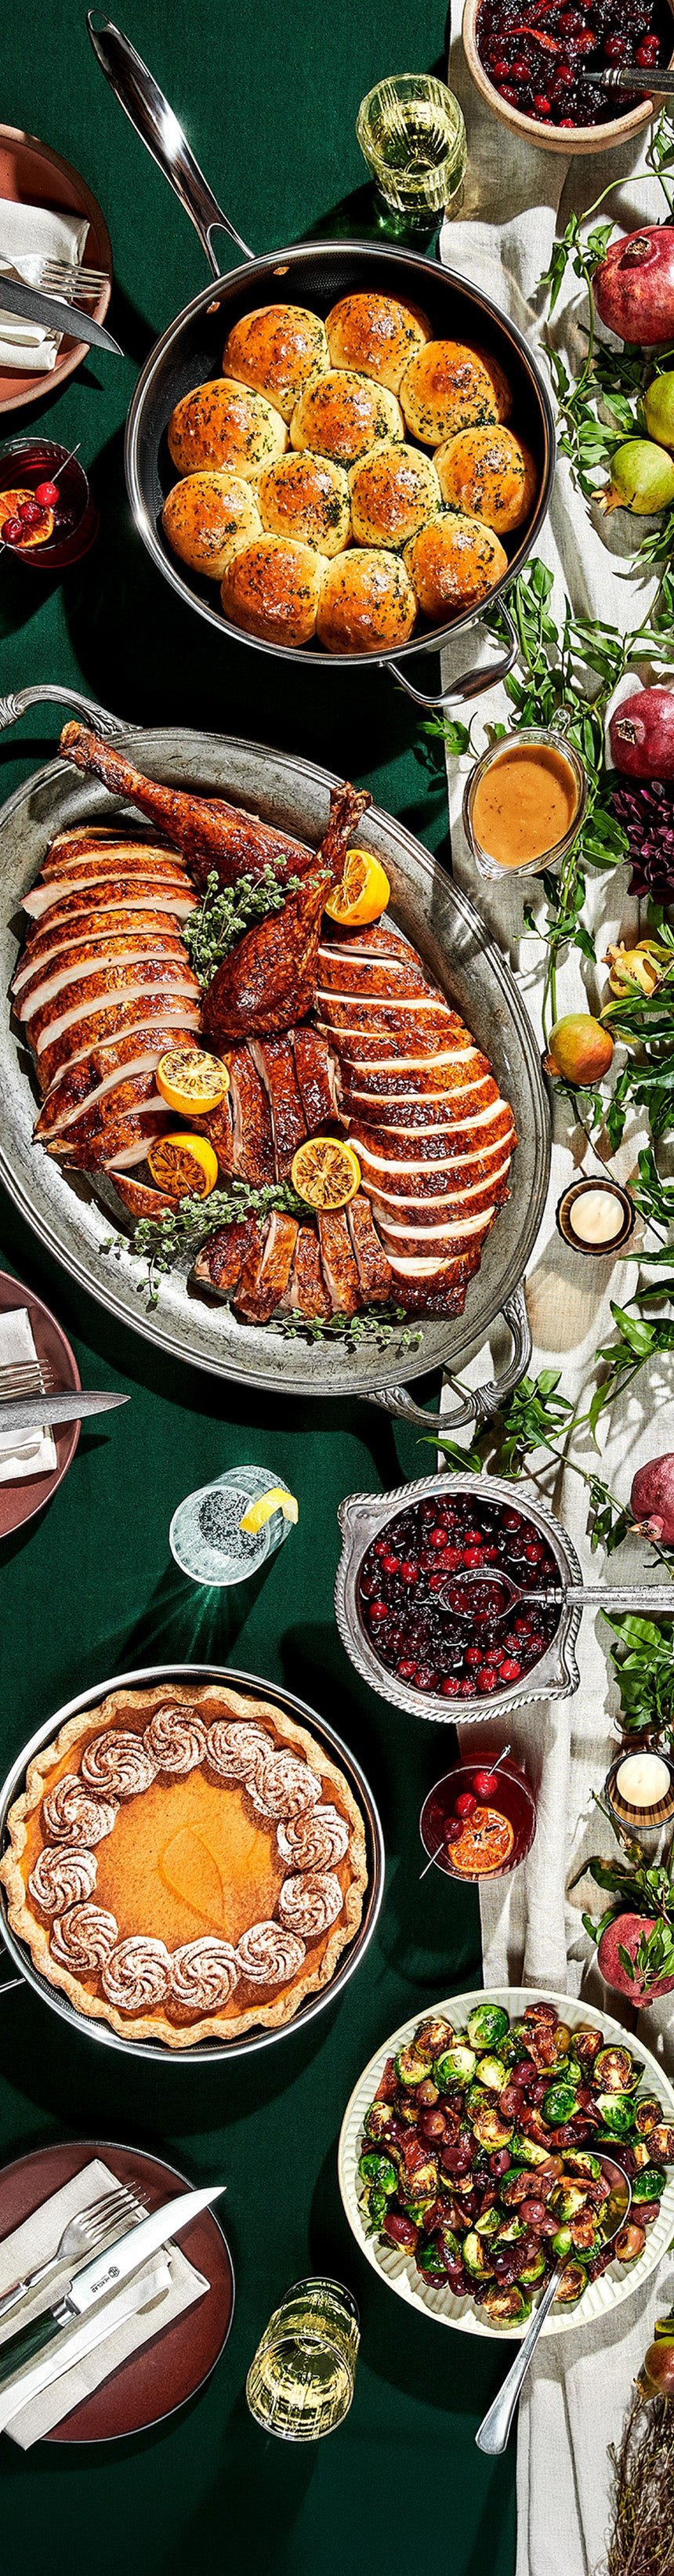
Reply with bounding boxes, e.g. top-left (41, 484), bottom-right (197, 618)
top-left (604, 1750), bottom-right (674, 1852)
top-left (556, 1178), bottom-right (636, 1258)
